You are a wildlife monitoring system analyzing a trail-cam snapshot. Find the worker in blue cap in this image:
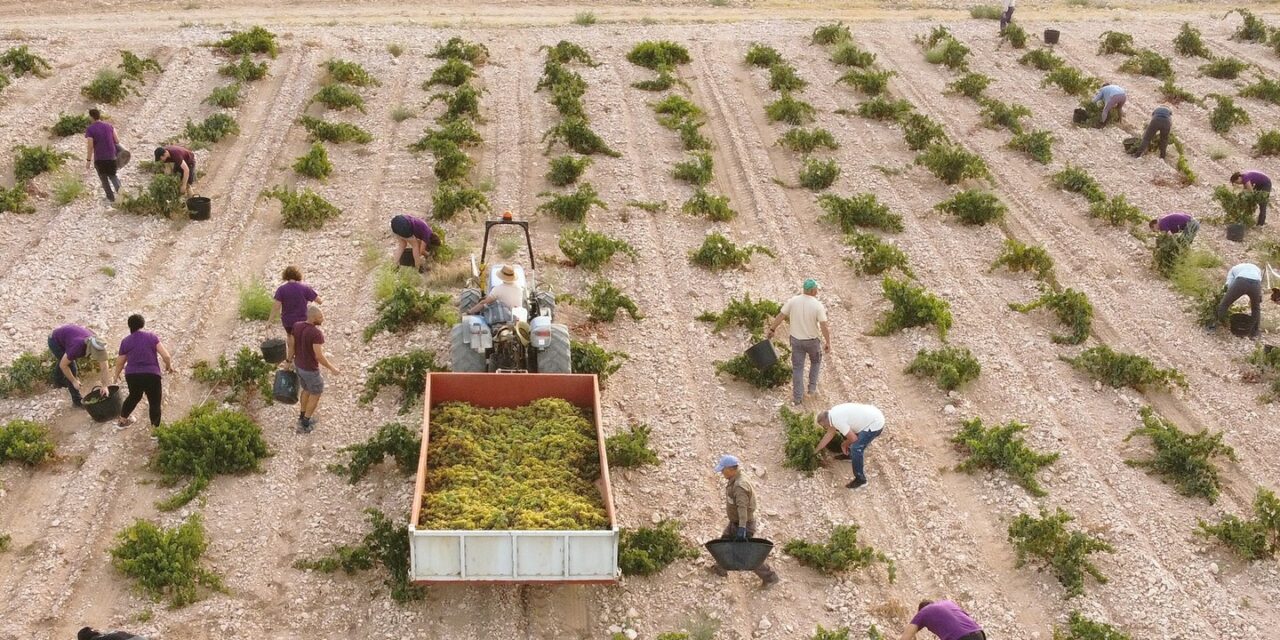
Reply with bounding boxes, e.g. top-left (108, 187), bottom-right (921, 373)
top-left (766, 278), bottom-right (831, 406)
top-left (711, 454), bottom-right (779, 587)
